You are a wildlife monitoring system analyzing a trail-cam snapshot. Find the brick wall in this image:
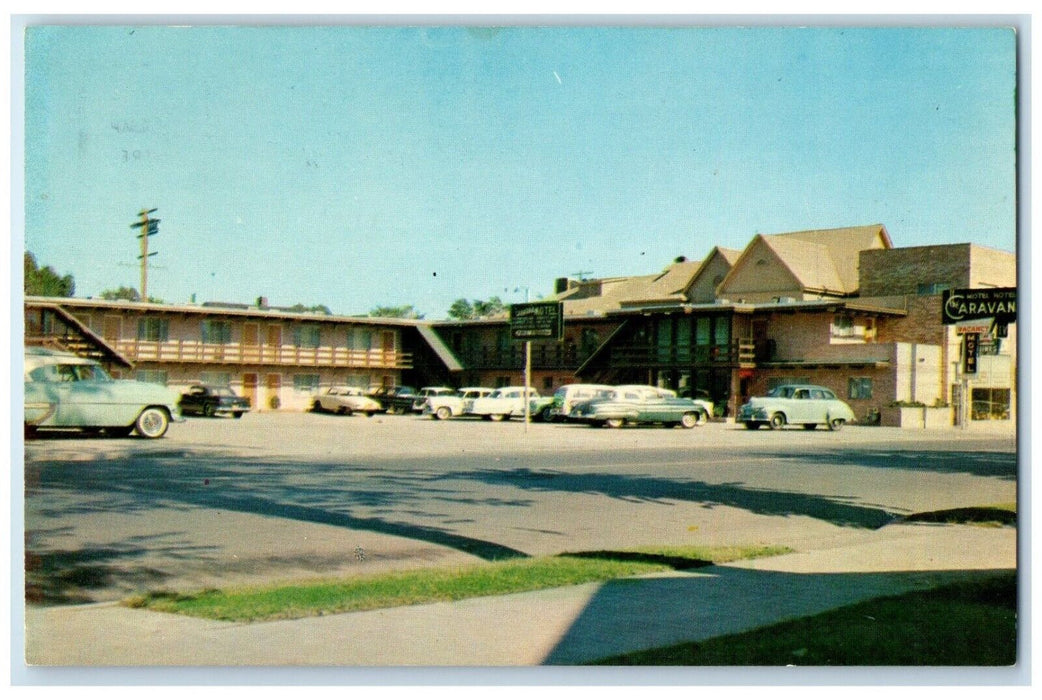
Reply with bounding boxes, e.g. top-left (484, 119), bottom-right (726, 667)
top-left (859, 244), bottom-right (972, 297)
